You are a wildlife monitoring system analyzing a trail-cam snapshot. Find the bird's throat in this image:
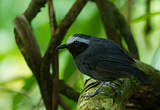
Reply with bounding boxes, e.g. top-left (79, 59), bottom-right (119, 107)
top-left (68, 43), bottom-right (88, 57)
